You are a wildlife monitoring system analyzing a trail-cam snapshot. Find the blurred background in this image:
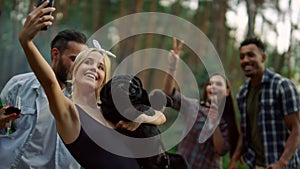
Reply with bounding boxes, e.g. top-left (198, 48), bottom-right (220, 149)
top-left (1, 0), bottom-right (300, 168)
